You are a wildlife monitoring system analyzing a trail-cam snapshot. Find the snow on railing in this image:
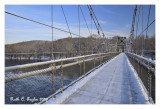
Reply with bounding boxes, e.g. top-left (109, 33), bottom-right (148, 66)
top-left (126, 52), bottom-right (155, 102)
top-left (5, 52), bottom-right (120, 104)
top-left (126, 52), bottom-right (155, 75)
top-left (127, 52), bottom-right (155, 66)
top-left (5, 52), bottom-right (119, 82)
top-left (5, 53), bottom-right (109, 71)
